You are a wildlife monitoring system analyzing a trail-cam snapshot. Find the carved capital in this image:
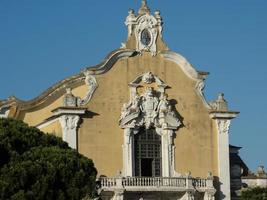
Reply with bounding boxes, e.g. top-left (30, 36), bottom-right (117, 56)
top-left (59, 115), bottom-right (80, 131)
top-left (58, 114), bottom-right (81, 149)
top-left (217, 119), bottom-right (230, 135)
